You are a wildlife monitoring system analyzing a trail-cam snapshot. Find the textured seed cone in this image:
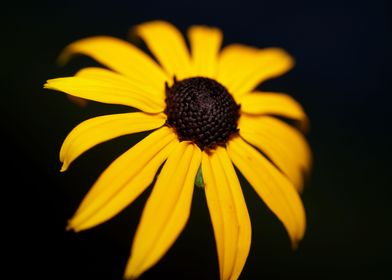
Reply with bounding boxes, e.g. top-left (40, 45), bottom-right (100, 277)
top-left (165, 77), bottom-right (240, 150)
